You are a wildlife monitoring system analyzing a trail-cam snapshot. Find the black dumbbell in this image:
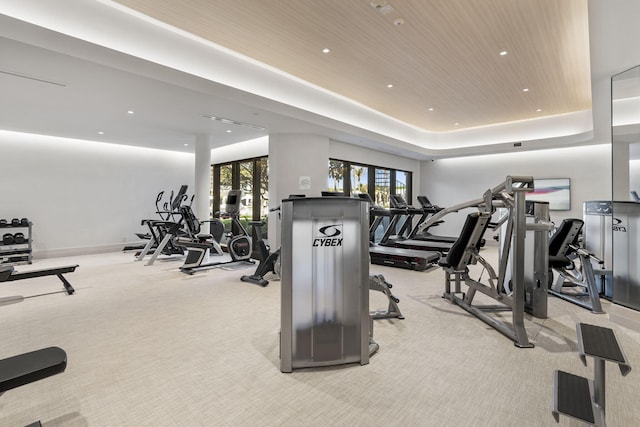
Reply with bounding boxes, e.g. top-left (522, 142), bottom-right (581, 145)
top-left (20, 218), bottom-right (29, 226)
top-left (3, 233), bottom-right (14, 245)
top-left (11, 218), bottom-right (20, 226)
top-left (13, 233), bottom-right (26, 244)
top-left (0, 219), bottom-right (6, 227)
